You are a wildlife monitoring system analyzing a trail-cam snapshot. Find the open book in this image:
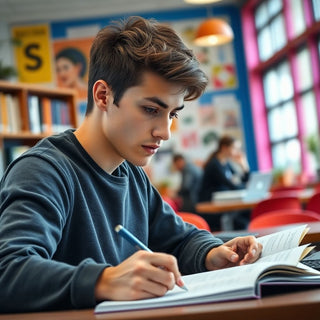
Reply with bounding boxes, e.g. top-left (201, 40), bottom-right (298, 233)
top-left (95, 224), bottom-right (320, 314)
